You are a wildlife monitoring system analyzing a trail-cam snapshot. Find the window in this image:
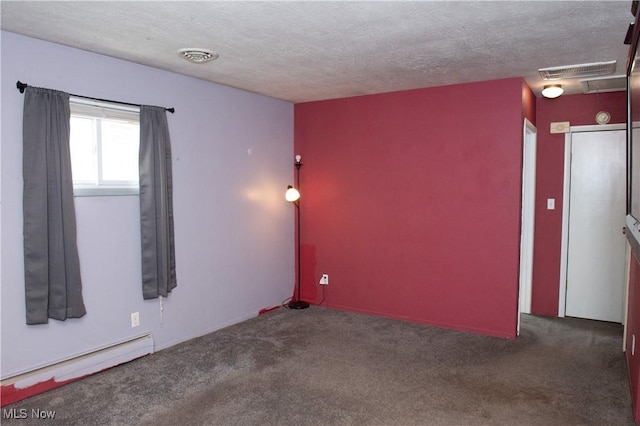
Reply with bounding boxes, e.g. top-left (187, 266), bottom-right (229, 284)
top-left (69, 98), bottom-right (140, 196)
